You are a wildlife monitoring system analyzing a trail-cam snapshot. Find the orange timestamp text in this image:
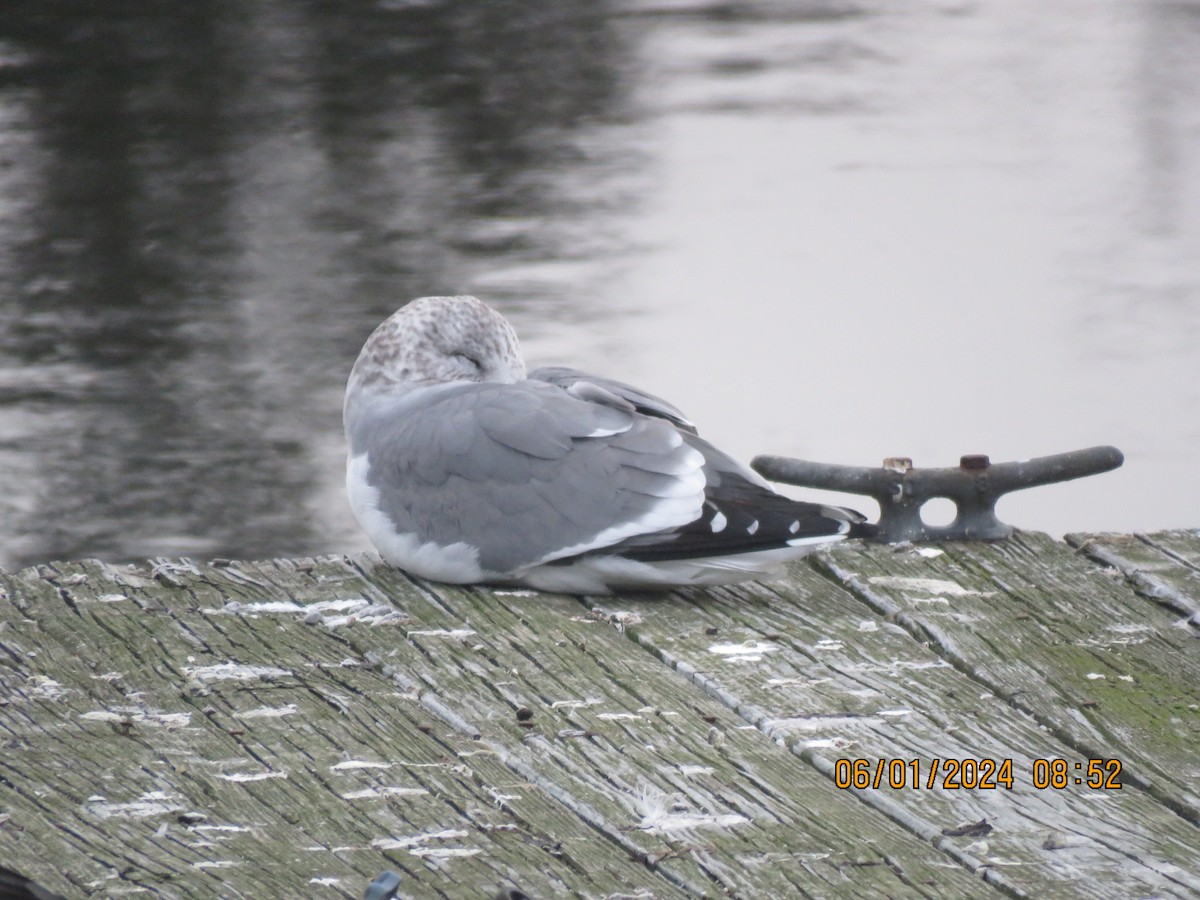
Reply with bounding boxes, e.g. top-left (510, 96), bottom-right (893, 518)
top-left (833, 757), bottom-right (1123, 791)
